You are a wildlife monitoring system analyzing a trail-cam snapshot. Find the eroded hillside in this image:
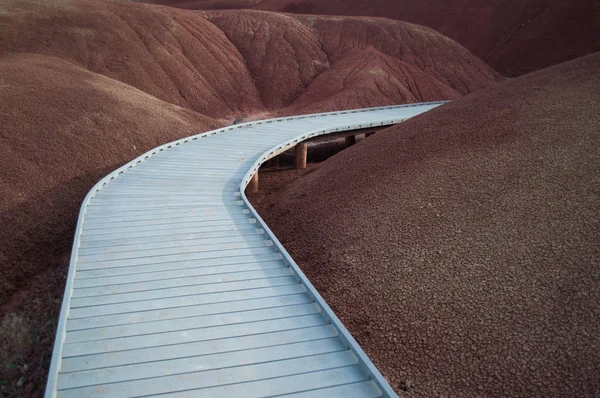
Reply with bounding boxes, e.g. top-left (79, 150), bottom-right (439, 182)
top-left (200, 10), bottom-right (501, 111)
top-left (0, 0), bottom-right (502, 305)
top-left (152, 0), bottom-right (600, 76)
top-left (0, 0), bottom-right (503, 394)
